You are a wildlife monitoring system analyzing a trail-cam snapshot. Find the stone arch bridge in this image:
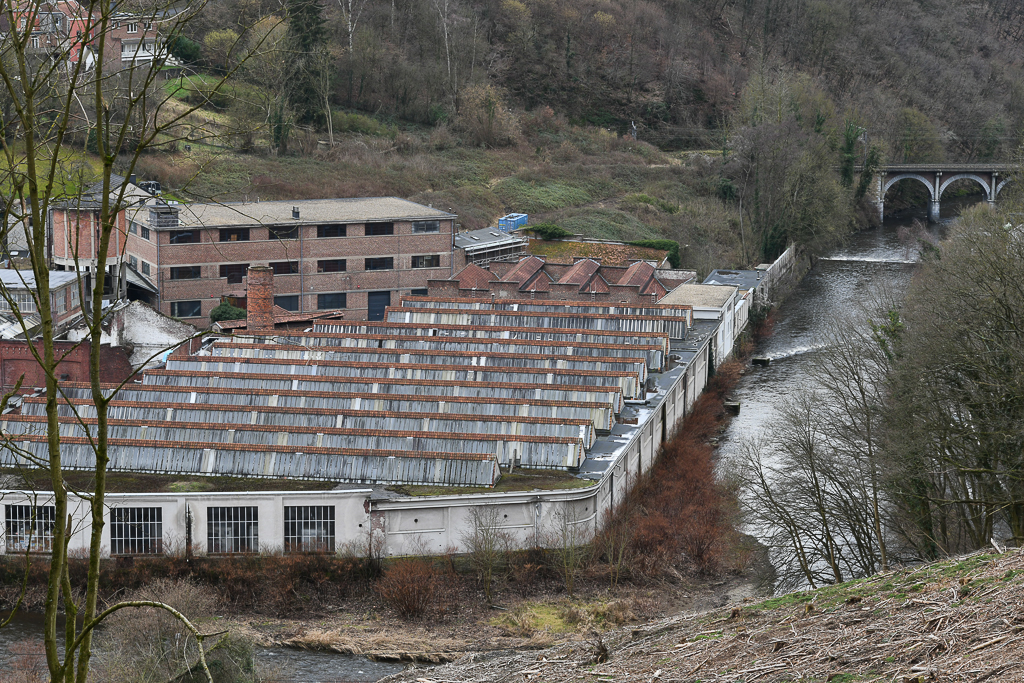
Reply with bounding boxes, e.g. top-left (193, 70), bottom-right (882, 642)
top-left (874, 164), bottom-right (1014, 222)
